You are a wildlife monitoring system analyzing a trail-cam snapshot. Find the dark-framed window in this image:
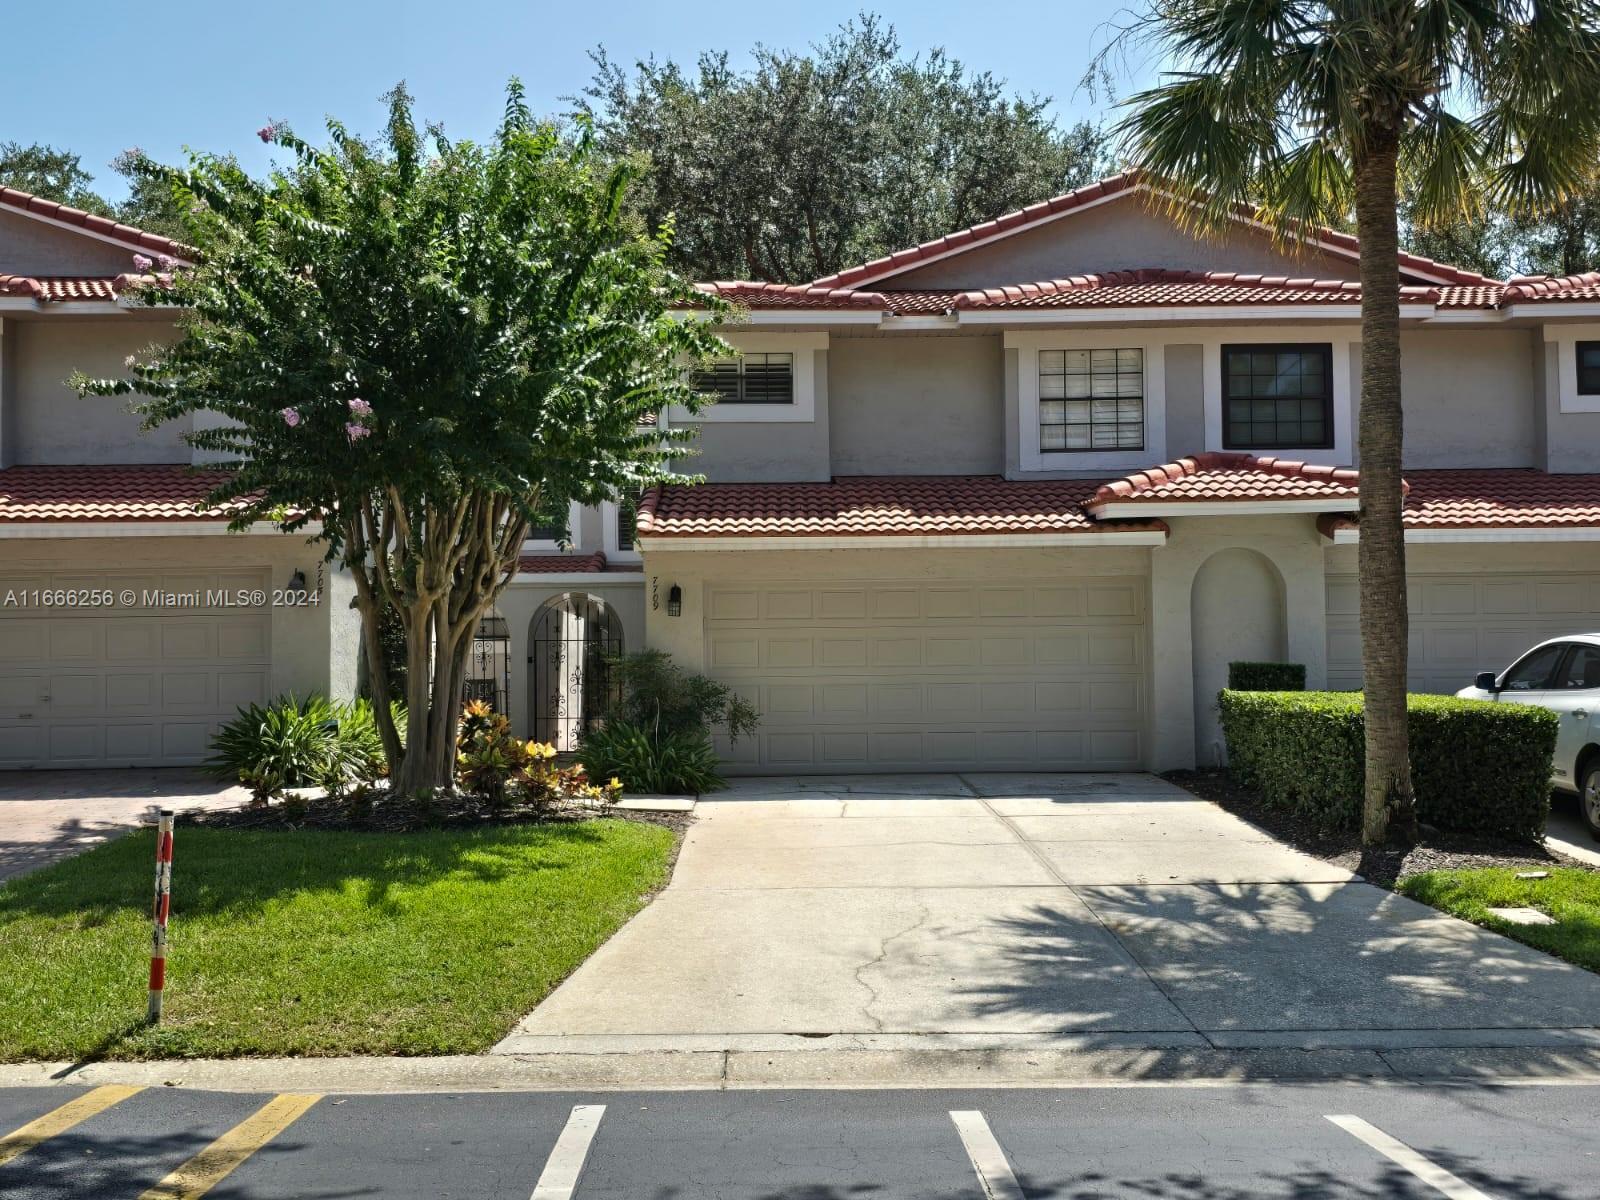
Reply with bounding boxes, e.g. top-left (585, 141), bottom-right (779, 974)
top-left (1502, 642), bottom-right (1567, 691)
top-left (1577, 342), bottom-right (1600, 395)
top-left (694, 352), bottom-right (794, 404)
top-left (1222, 343), bottom-right (1334, 450)
top-left (1038, 348), bottom-right (1144, 451)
